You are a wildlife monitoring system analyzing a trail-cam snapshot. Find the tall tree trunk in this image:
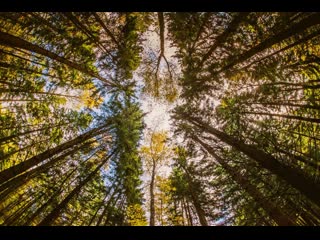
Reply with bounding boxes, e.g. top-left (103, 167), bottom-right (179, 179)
top-left (199, 13), bottom-right (250, 67)
top-left (149, 161), bottom-right (156, 226)
top-left (0, 124), bottom-right (107, 184)
top-left (88, 180), bottom-right (118, 226)
top-left (186, 200), bottom-right (193, 226)
top-left (0, 31), bottom-right (114, 86)
top-left (193, 135), bottom-right (296, 226)
top-left (37, 150), bottom-right (116, 226)
top-left (241, 28), bottom-right (320, 71)
top-left (96, 184), bottom-right (121, 226)
top-left (245, 101), bottom-right (320, 111)
top-left (91, 12), bottom-right (120, 47)
top-left (0, 144), bottom-right (84, 202)
top-left (0, 122), bottom-right (70, 144)
top-left (183, 114), bottom-right (320, 208)
top-left (179, 162), bottom-right (208, 226)
top-left (3, 192), bottom-right (45, 226)
top-left (220, 13), bottom-right (320, 72)
top-left (23, 169), bottom-right (76, 225)
top-left (242, 111), bottom-right (320, 123)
